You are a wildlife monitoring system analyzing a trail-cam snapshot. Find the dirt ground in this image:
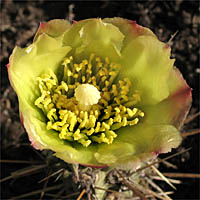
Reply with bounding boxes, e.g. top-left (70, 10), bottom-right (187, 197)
top-left (1, 0), bottom-right (199, 199)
